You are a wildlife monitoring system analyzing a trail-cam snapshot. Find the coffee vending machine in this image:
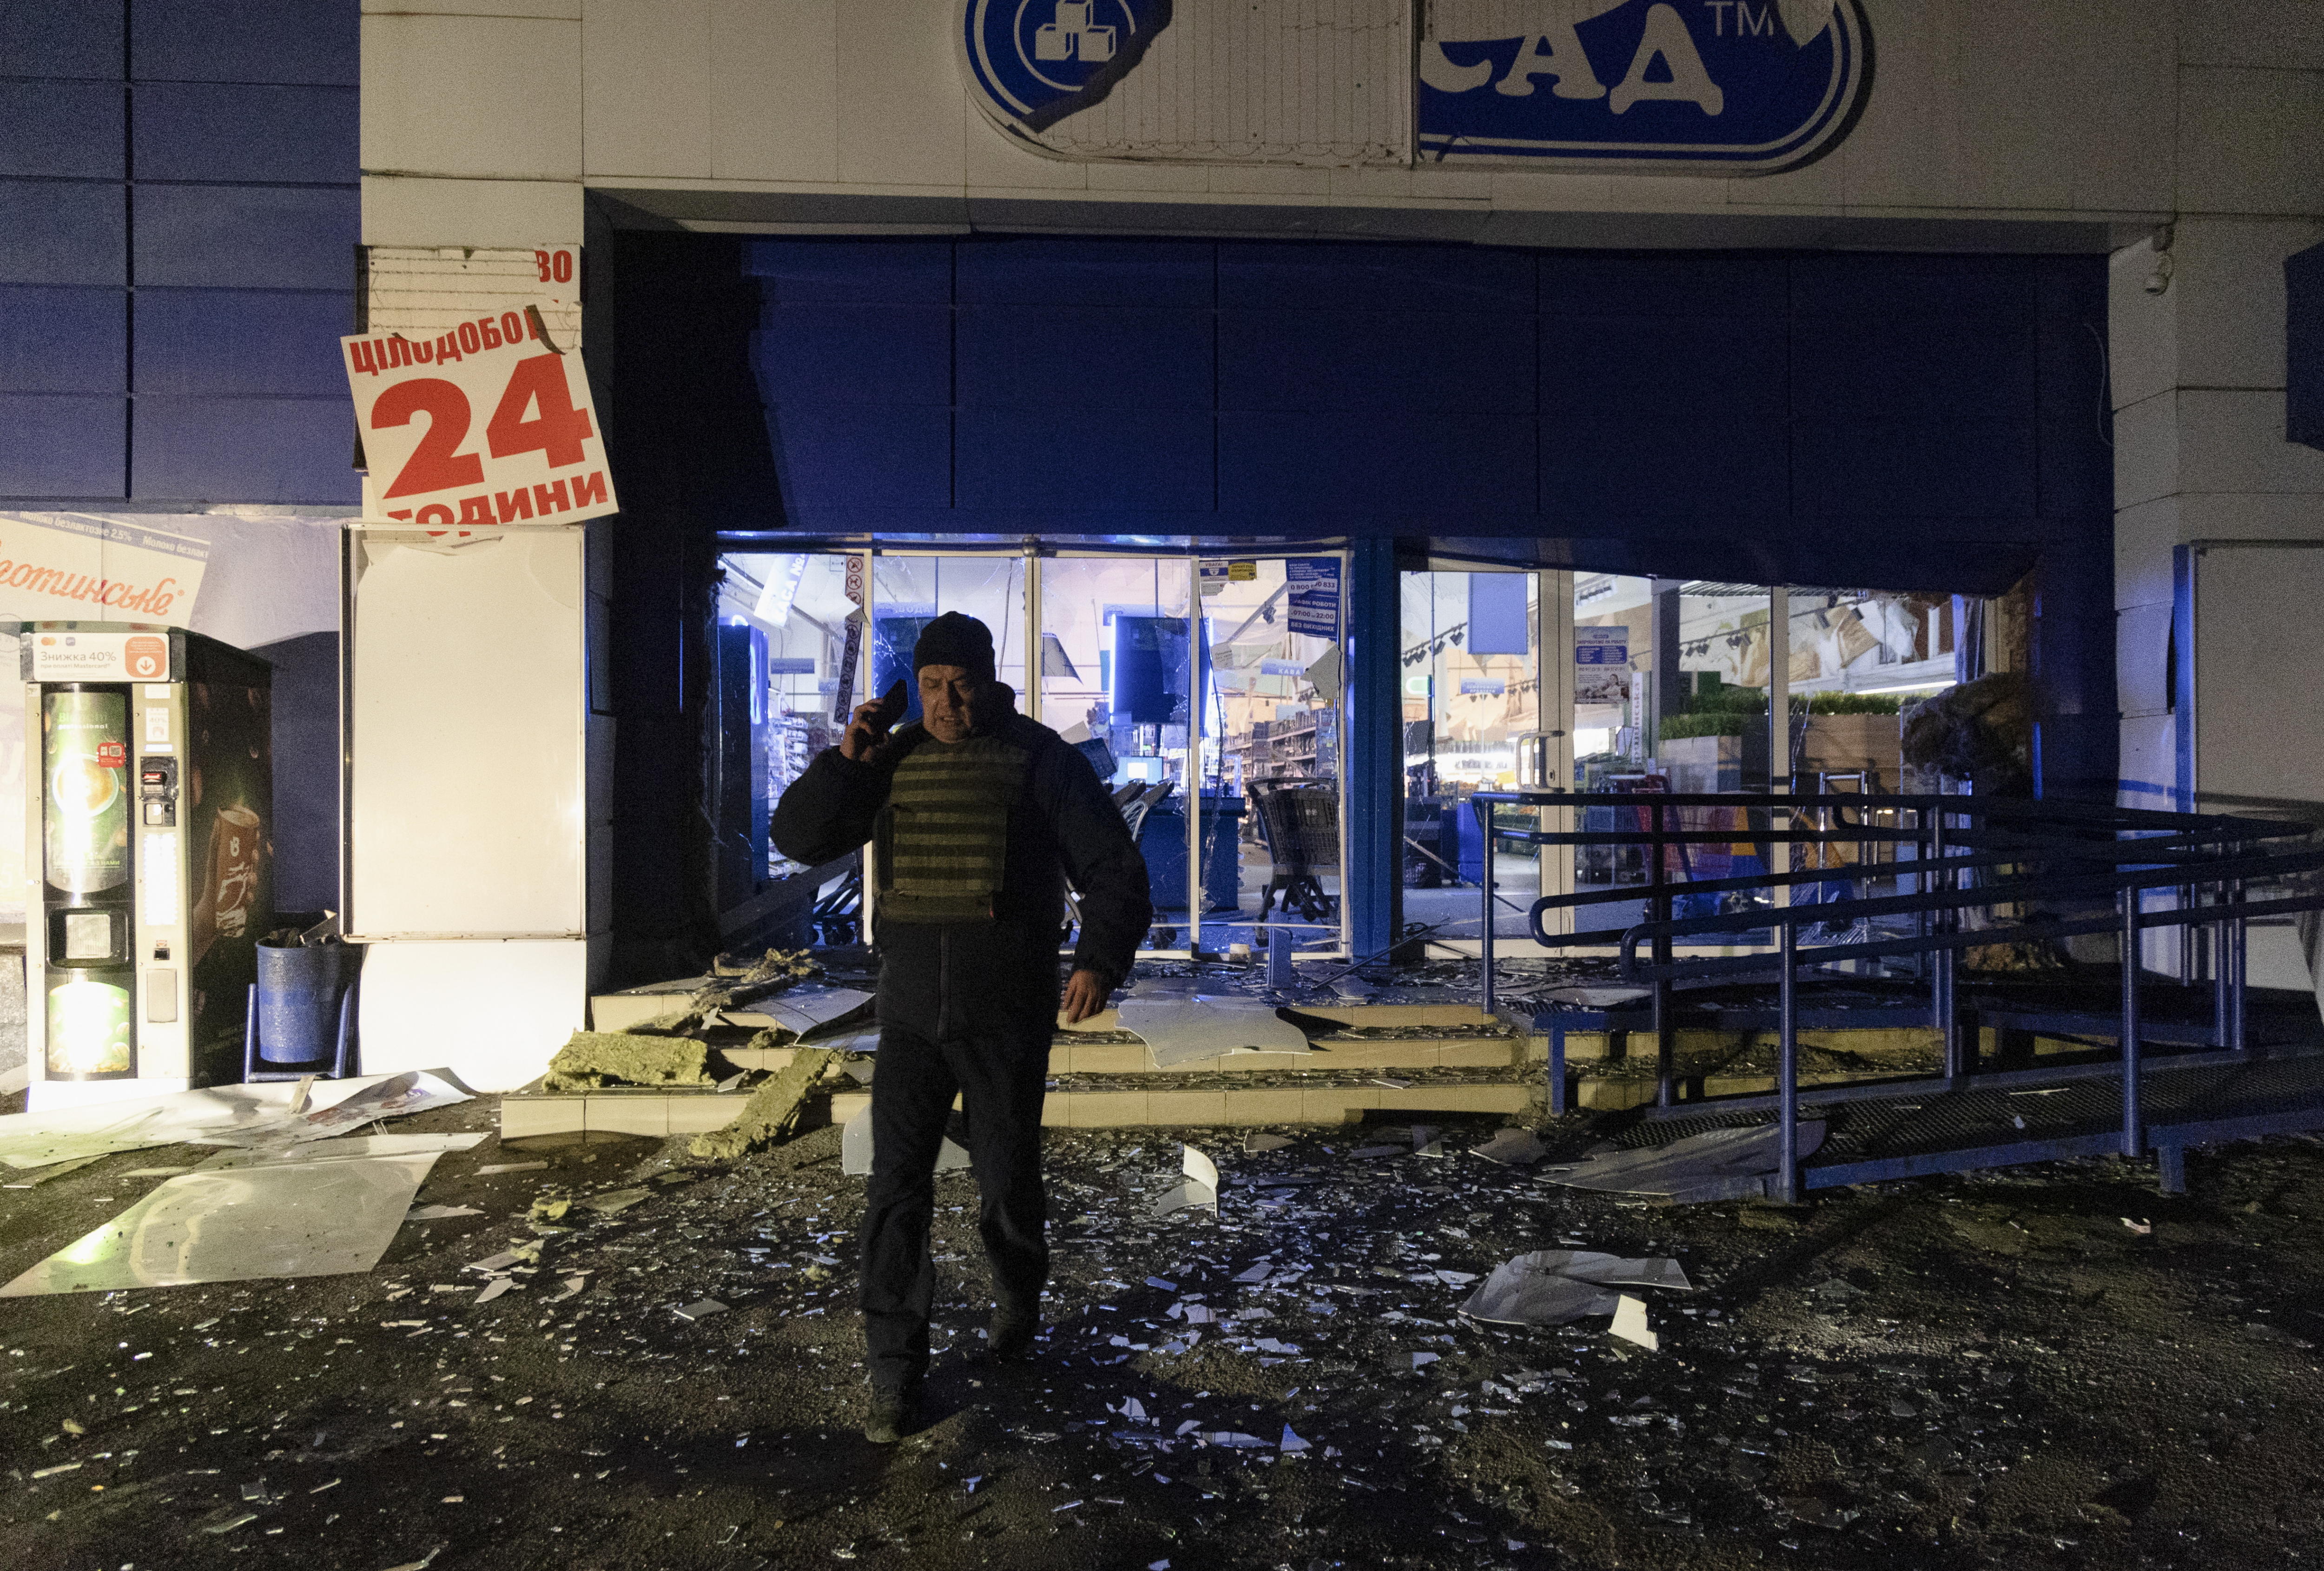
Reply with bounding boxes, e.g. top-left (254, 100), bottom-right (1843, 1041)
top-left (21, 623), bottom-right (272, 1109)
